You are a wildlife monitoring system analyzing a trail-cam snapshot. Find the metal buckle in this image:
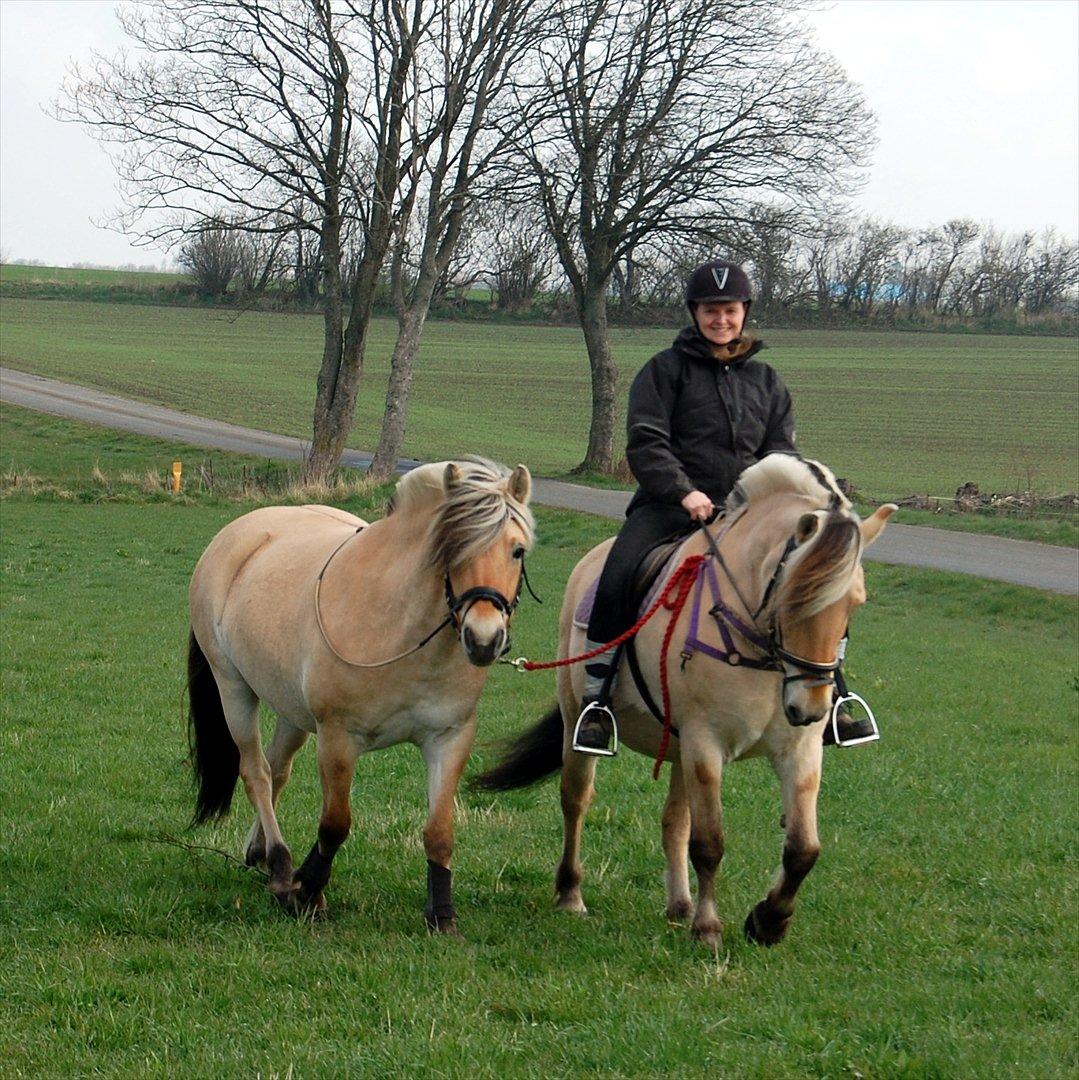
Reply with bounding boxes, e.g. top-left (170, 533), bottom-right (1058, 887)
top-left (571, 700), bottom-right (619, 757)
top-left (830, 692), bottom-right (880, 748)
